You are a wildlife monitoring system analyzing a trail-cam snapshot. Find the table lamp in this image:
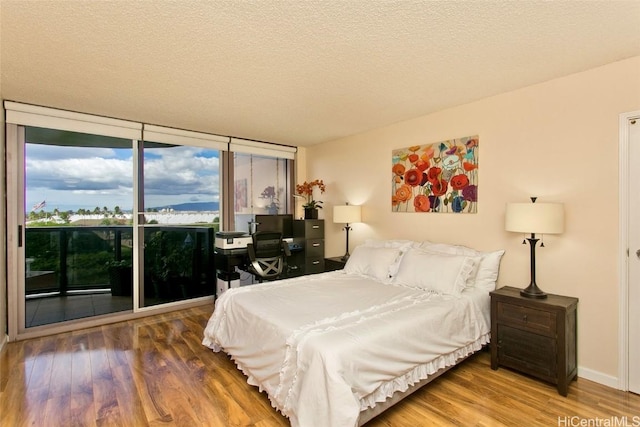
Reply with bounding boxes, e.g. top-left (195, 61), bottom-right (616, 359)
top-left (333, 203), bottom-right (362, 261)
top-left (505, 197), bottom-right (564, 298)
